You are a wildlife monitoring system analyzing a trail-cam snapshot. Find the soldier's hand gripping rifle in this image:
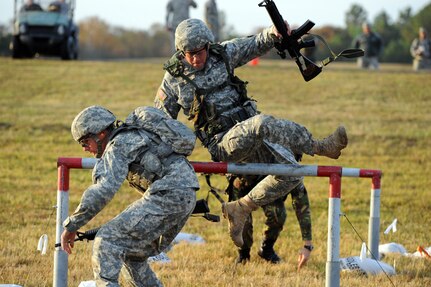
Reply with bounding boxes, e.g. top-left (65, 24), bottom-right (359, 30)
top-left (54, 227), bottom-right (99, 248)
top-left (55, 199), bottom-right (219, 247)
top-left (258, 0), bottom-right (364, 81)
top-left (258, 0), bottom-right (319, 81)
